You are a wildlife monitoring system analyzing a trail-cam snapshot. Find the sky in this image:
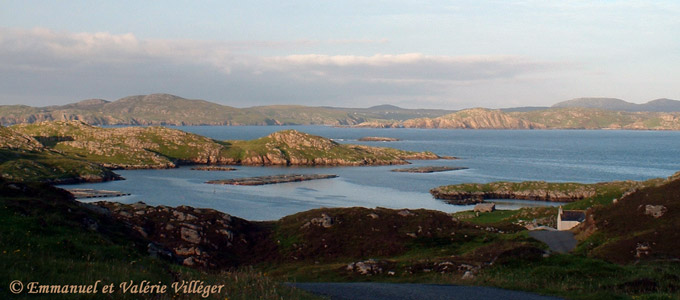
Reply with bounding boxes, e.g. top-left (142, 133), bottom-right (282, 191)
top-left (1, 1), bottom-right (679, 109)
